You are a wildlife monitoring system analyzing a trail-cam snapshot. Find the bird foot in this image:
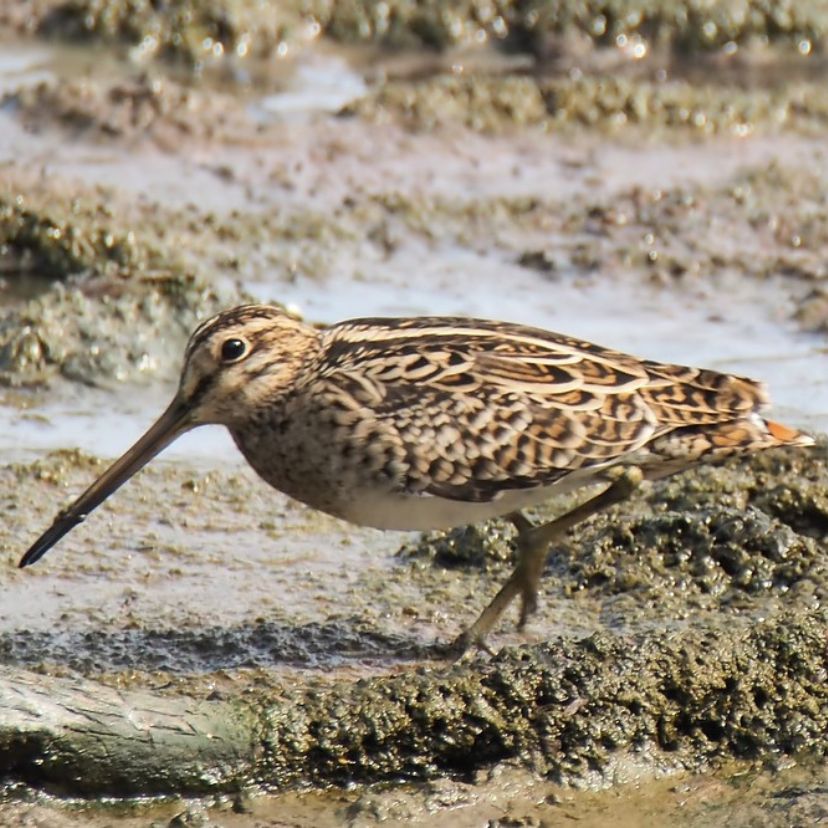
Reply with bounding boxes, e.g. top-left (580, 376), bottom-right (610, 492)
top-left (442, 629), bottom-right (497, 661)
